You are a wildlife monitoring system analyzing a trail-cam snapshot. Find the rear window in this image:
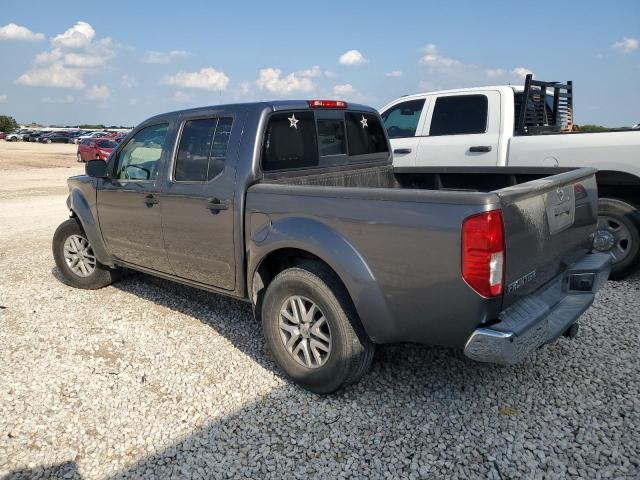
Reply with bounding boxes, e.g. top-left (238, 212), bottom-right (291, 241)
top-left (429, 95), bottom-right (488, 136)
top-left (345, 112), bottom-right (388, 156)
top-left (262, 110), bottom-right (388, 172)
top-left (96, 140), bottom-right (116, 148)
